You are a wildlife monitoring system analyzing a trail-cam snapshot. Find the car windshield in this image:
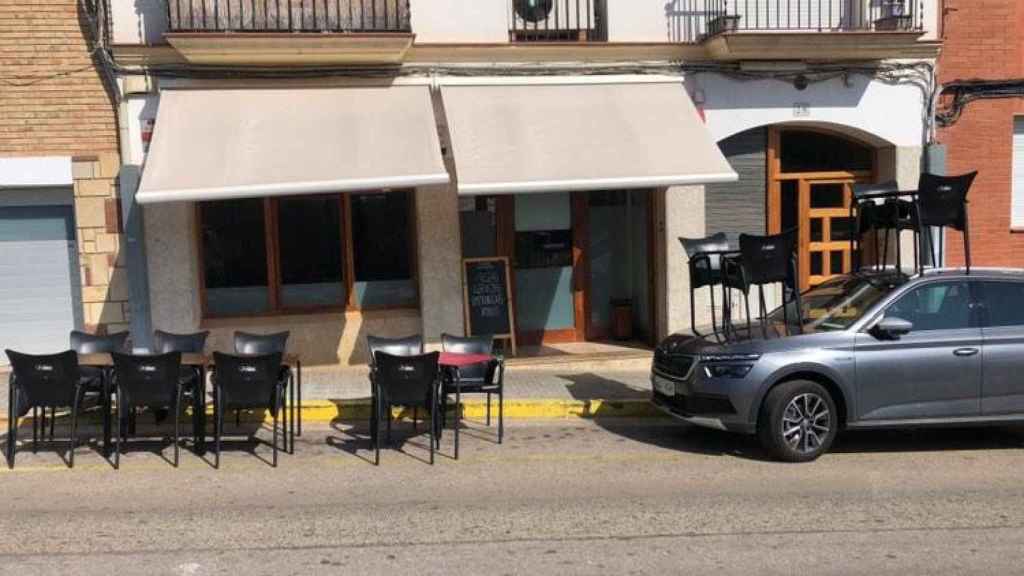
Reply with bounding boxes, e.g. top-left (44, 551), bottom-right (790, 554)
top-left (767, 274), bottom-right (905, 332)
